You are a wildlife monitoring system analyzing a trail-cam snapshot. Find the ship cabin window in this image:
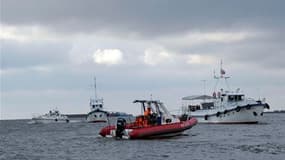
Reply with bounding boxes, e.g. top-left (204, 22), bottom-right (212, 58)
top-left (228, 95), bottom-right (234, 101)
top-left (188, 105), bottom-right (201, 111)
top-left (228, 95), bottom-right (244, 102)
top-left (201, 102), bottom-right (214, 110)
top-left (92, 104), bottom-right (103, 108)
